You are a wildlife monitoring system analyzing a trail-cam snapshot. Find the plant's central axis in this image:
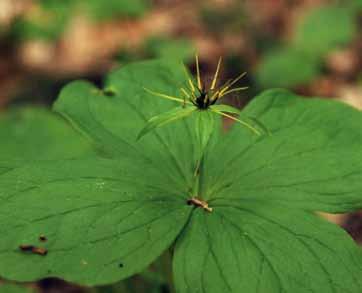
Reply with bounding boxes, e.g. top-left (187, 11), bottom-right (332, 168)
top-left (193, 88), bottom-right (218, 109)
top-left (187, 197), bottom-right (213, 212)
top-left (144, 55), bottom-right (248, 111)
top-left (183, 55), bottom-right (248, 110)
top-left (139, 54), bottom-right (264, 139)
